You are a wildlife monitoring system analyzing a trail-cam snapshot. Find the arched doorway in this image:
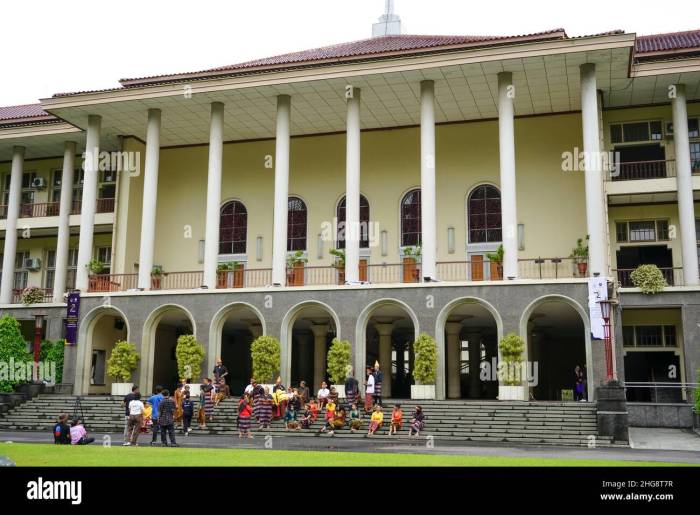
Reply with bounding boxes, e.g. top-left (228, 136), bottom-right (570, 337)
top-left (283, 302), bottom-right (339, 391)
top-left (209, 303), bottom-right (265, 395)
top-left (77, 307), bottom-right (129, 395)
top-left (142, 305), bottom-right (195, 394)
top-left (439, 299), bottom-right (500, 399)
top-left (363, 301), bottom-right (418, 399)
top-left (521, 296), bottom-right (590, 401)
